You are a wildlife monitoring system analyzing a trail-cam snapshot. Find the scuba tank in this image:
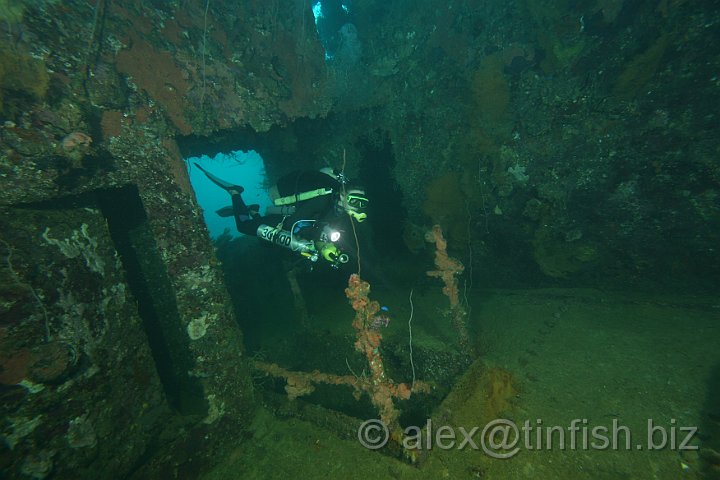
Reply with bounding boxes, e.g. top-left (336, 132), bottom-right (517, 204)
top-left (264, 205), bottom-right (296, 216)
top-left (256, 224), bottom-right (319, 261)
